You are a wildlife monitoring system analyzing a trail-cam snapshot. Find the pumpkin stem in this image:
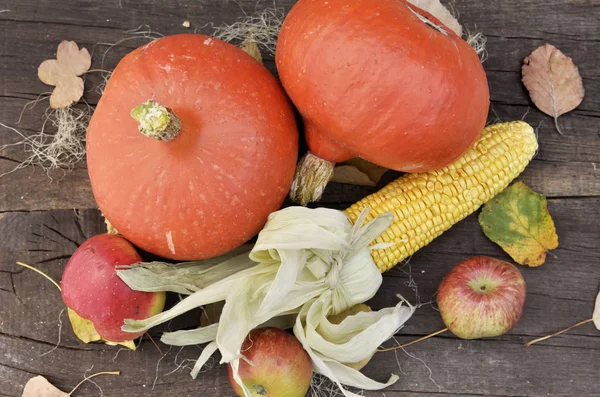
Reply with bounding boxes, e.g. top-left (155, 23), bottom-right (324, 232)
top-left (131, 100), bottom-right (182, 141)
top-left (289, 152), bottom-right (335, 206)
